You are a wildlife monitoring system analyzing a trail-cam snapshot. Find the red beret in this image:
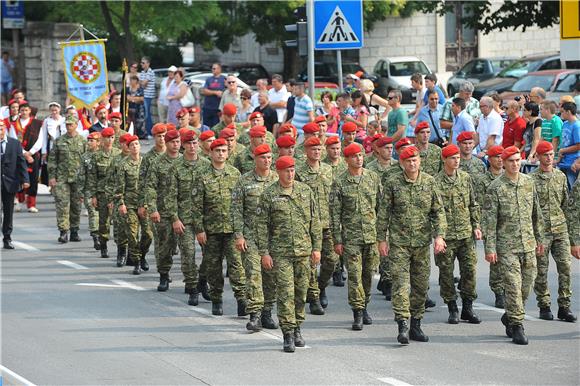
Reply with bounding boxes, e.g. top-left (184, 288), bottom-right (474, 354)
top-left (343, 143), bottom-right (362, 157)
top-left (199, 130), bottom-right (215, 141)
top-left (456, 131), bottom-right (475, 142)
top-left (152, 123), bottom-right (167, 135)
top-left (18, 99), bottom-right (29, 107)
top-left (279, 124), bottom-right (295, 134)
top-left (101, 127), bottom-right (115, 137)
top-left (210, 137), bottom-right (227, 150)
top-left (166, 123), bottom-right (176, 131)
top-left (176, 108), bottom-right (190, 119)
top-left (487, 145), bottom-right (504, 157)
top-left (536, 141), bottom-right (553, 155)
top-left (314, 115), bottom-right (326, 123)
top-left (225, 122), bottom-right (237, 130)
top-left (501, 146), bottom-right (520, 160)
top-left (95, 105), bottom-right (107, 114)
top-left (248, 111), bottom-right (263, 120)
top-left (8, 98), bottom-right (18, 106)
top-left (87, 132), bottom-right (101, 140)
top-left (371, 133), bottom-right (383, 143)
top-left (181, 129), bottom-right (197, 143)
top-left (441, 144), bottom-right (460, 158)
top-left (275, 155), bottom-right (295, 170)
top-left (119, 133), bottom-right (133, 144)
top-left (222, 103), bottom-right (237, 116)
top-left (414, 121), bottom-right (430, 134)
top-left (109, 112), bottom-right (122, 120)
top-left (395, 137), bottom-right (412, 150)
top-left (304, 136), bottom-right (321, 147)
top-left (253, 144), bottom-right (271, 156)
top-left (127, 135), bottom-right (140, 145)
top-left (164, 129), bottom-right (180, 142)
top-left (276, 135), bottom-right (296, 148)
top-left (376, 136), bottom-right (393, 147)
top-left (249, 126), bottom-right (267, 138)
top-left (303, 122), bottom-right (320, 134)
top-left (189, 106), bottom-right (200, 113)
top-left (325, 136), bottom-right (340, 146)
top-left (342, 122), bottom-right (357, 133)
top-left (179, 127), bottom-right (189, 137)
top-left (399, 146), bottom-right (419, 160)
top-left (219, 128), bottom-right (236, 139)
